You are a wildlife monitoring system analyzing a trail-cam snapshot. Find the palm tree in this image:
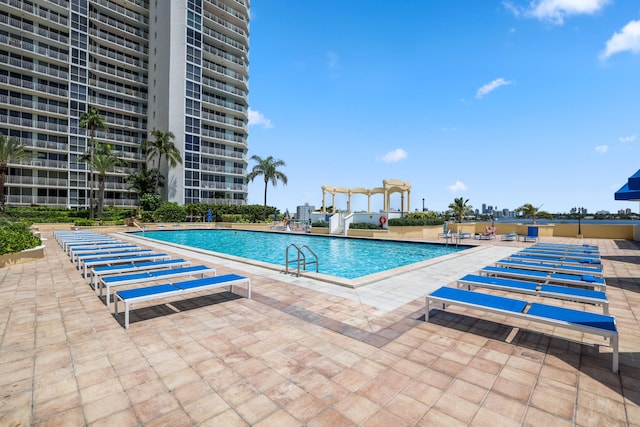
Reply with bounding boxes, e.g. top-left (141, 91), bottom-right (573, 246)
top-left (0, 135), bottom-right (31, 213)
top-left (448, 197), bottom-right (472, 222)
top-left (516, 203), bottom-right (552, 224)
top-left (143, 130), bottom-right (183, 194)
top-left (80, 144), bottom-right (123, 219)
top-left (246, 155), bottom-right (288, 219)
top-left (79, 108), bottom-right (109, 219)
top-left (127, 168), bottom-right (164, 197)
